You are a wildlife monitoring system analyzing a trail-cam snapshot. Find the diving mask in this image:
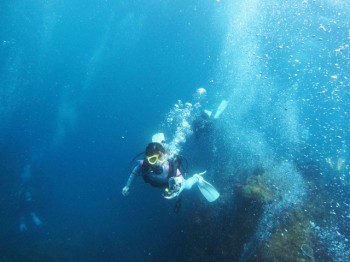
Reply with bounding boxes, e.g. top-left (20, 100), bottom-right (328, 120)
top-left (147, 153), bottom-right (167, 165)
